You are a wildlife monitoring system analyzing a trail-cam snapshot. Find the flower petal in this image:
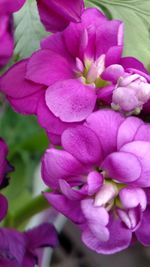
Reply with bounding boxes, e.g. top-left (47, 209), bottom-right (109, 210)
top-left (0, 60), bottom-right (42, 98)
top-left (26, 50), bottom-right (74, 86)
top-left (46, 79), bottom-right (96, 122)
top-left (117, 116), bottom-right (143, 149)
top-left (120, 57), bottom-right (149, 74)
top-left (25, 223), bottom-right (58, 250)
top-left (37, 0), bottom-right (84, 32)
top-left (136, 208), bottom-right (150, 245)
top-left (42, 148), bottom-right (86, 189)
top-left (102, 151), bottom-right (142, 183)
top-left (85, 110), bottom-right (124, 157)
top-left (44, 192), bottom-right (84, 224)
top-left (121, 141), bottom-right (150, 187)
top-left (0, 194), bottom-right (8, 221)
top-left (101, 64), bottom-right (125, 84)
top-left (82, 214), bottom-right (132, 254)
top-left (62, 125), bottom-right (102, 165)
top-left (135, 124), bottom-right (150, 142)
